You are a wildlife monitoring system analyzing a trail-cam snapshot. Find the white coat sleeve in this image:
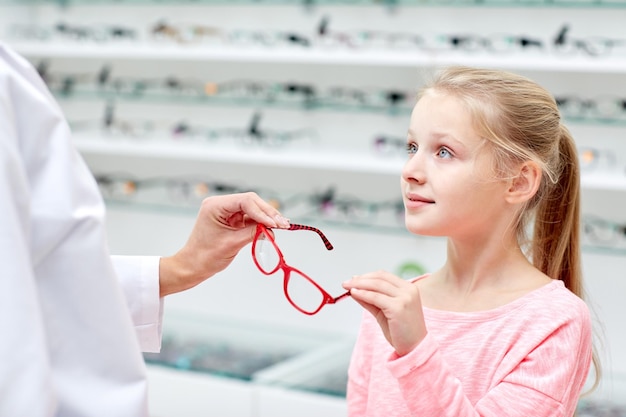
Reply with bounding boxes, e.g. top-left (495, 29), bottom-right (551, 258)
top-left (111, 255), bottom-right (165, 353)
